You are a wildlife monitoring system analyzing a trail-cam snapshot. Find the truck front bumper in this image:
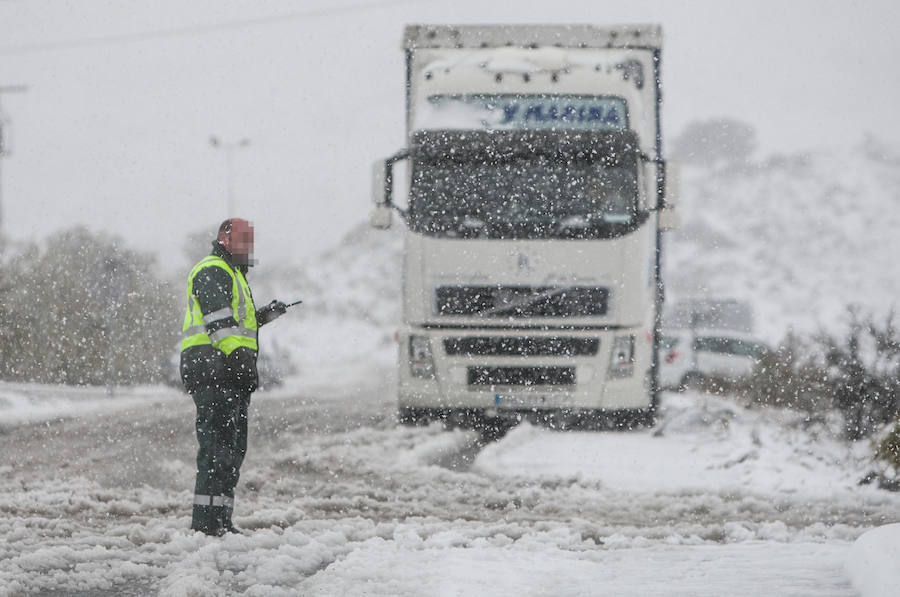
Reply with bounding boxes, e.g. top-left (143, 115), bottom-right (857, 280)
top-left (397, 326), bottom-right (654, 412)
